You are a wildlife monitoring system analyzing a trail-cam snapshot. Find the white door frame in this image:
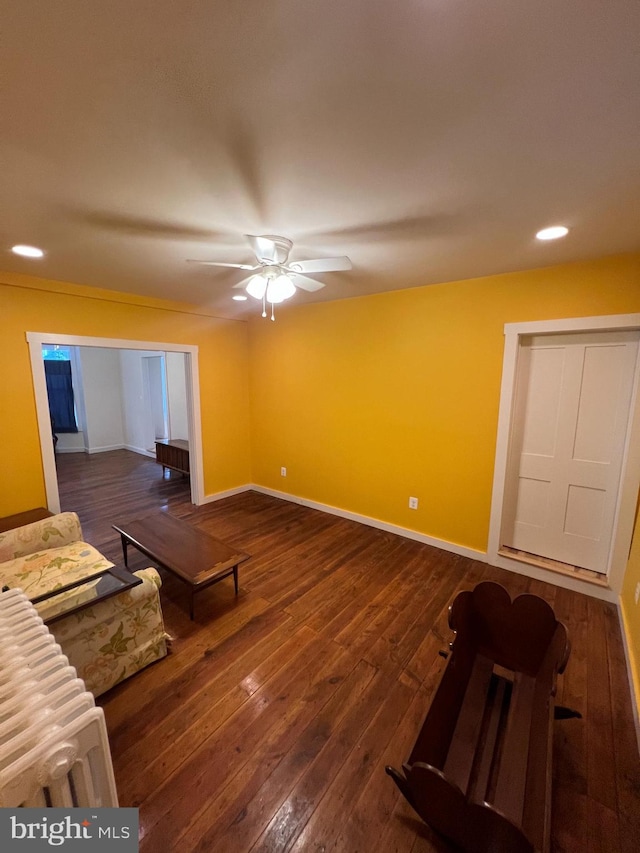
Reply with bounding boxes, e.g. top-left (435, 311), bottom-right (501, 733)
top-left (27, 332), bottom-right (205, 512)
top-left (488, 313), bottom-right (640, 601)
